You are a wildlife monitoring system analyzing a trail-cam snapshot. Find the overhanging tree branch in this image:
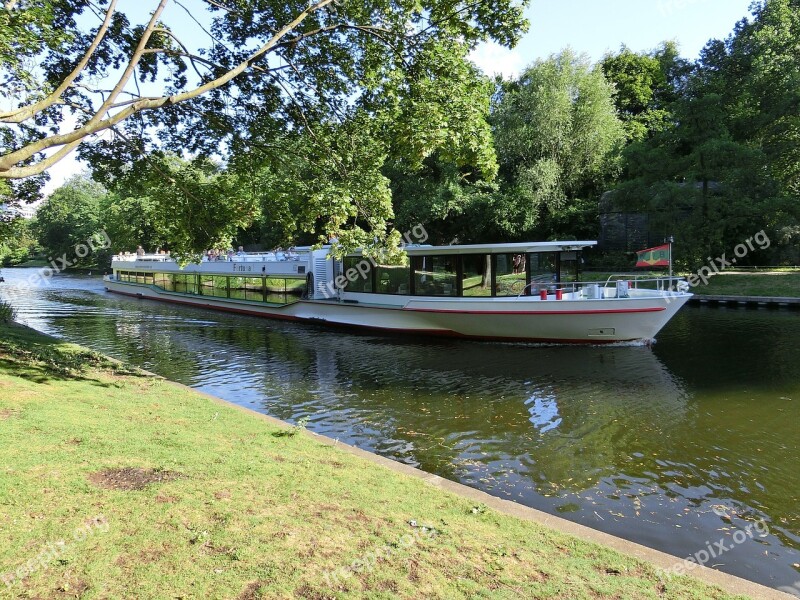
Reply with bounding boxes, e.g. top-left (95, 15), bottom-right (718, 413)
top-left (0, 0), bottom-right (337, 178)
top-left (0, 0), bottom-right (119, 123)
